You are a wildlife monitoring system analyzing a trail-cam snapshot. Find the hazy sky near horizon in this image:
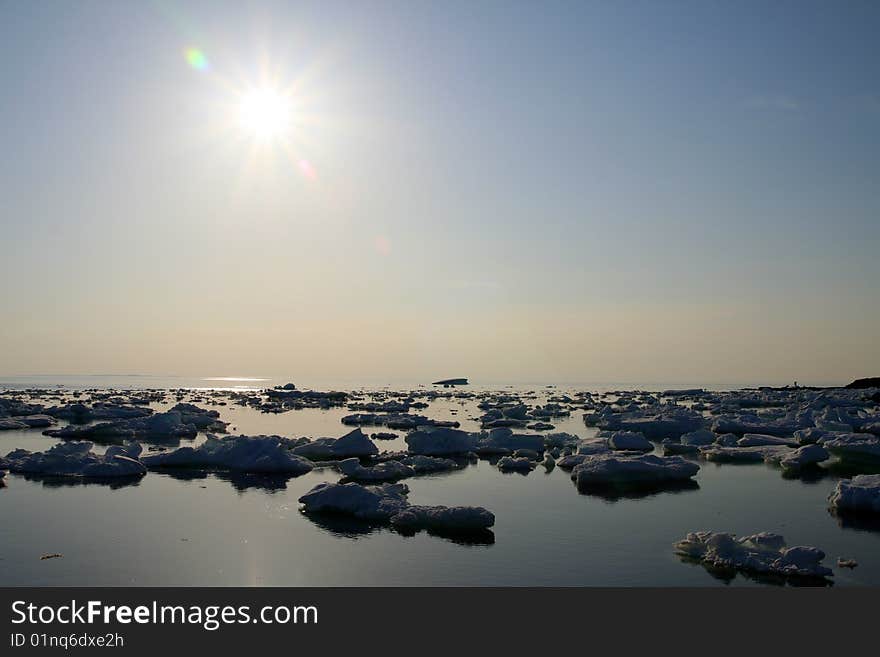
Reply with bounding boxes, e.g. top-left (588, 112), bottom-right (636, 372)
top-left (2, 1), bottom-right (878, 385)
